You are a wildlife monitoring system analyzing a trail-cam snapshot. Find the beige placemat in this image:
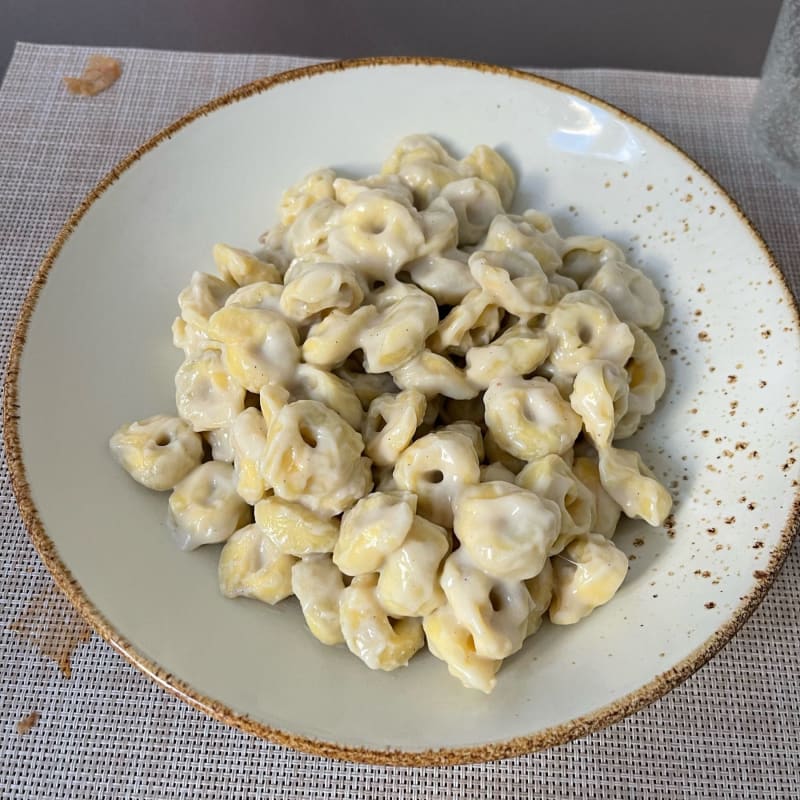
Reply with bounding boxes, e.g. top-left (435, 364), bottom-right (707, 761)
top-left (1, 42), bottom-right (798, 799)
